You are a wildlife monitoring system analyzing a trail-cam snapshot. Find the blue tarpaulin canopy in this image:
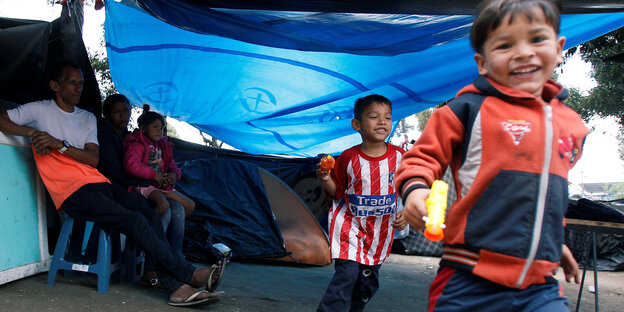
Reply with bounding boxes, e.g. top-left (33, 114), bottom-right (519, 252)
top-left (104, 0), bottom-right (624, 156)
